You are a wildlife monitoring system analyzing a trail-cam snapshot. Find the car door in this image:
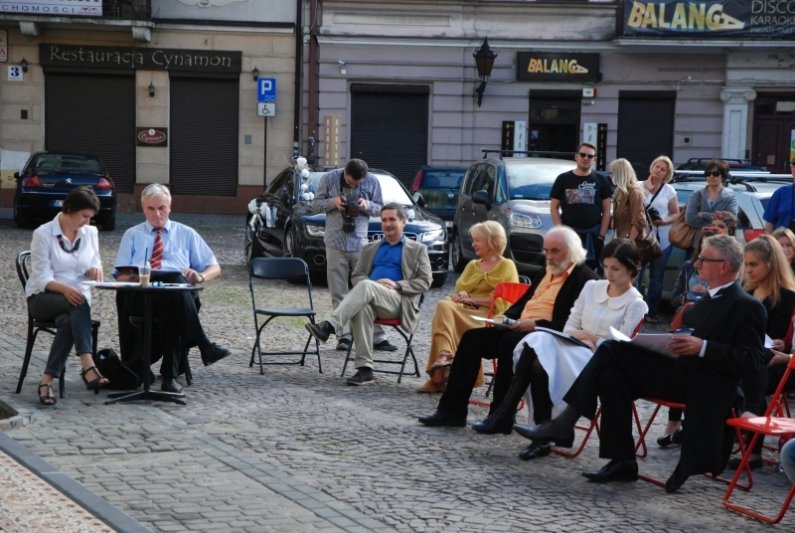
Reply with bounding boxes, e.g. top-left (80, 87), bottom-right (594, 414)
top-left (455, 163), bottom-right (487, 258)
top-left (259, 169), bottom-right (296, 256)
